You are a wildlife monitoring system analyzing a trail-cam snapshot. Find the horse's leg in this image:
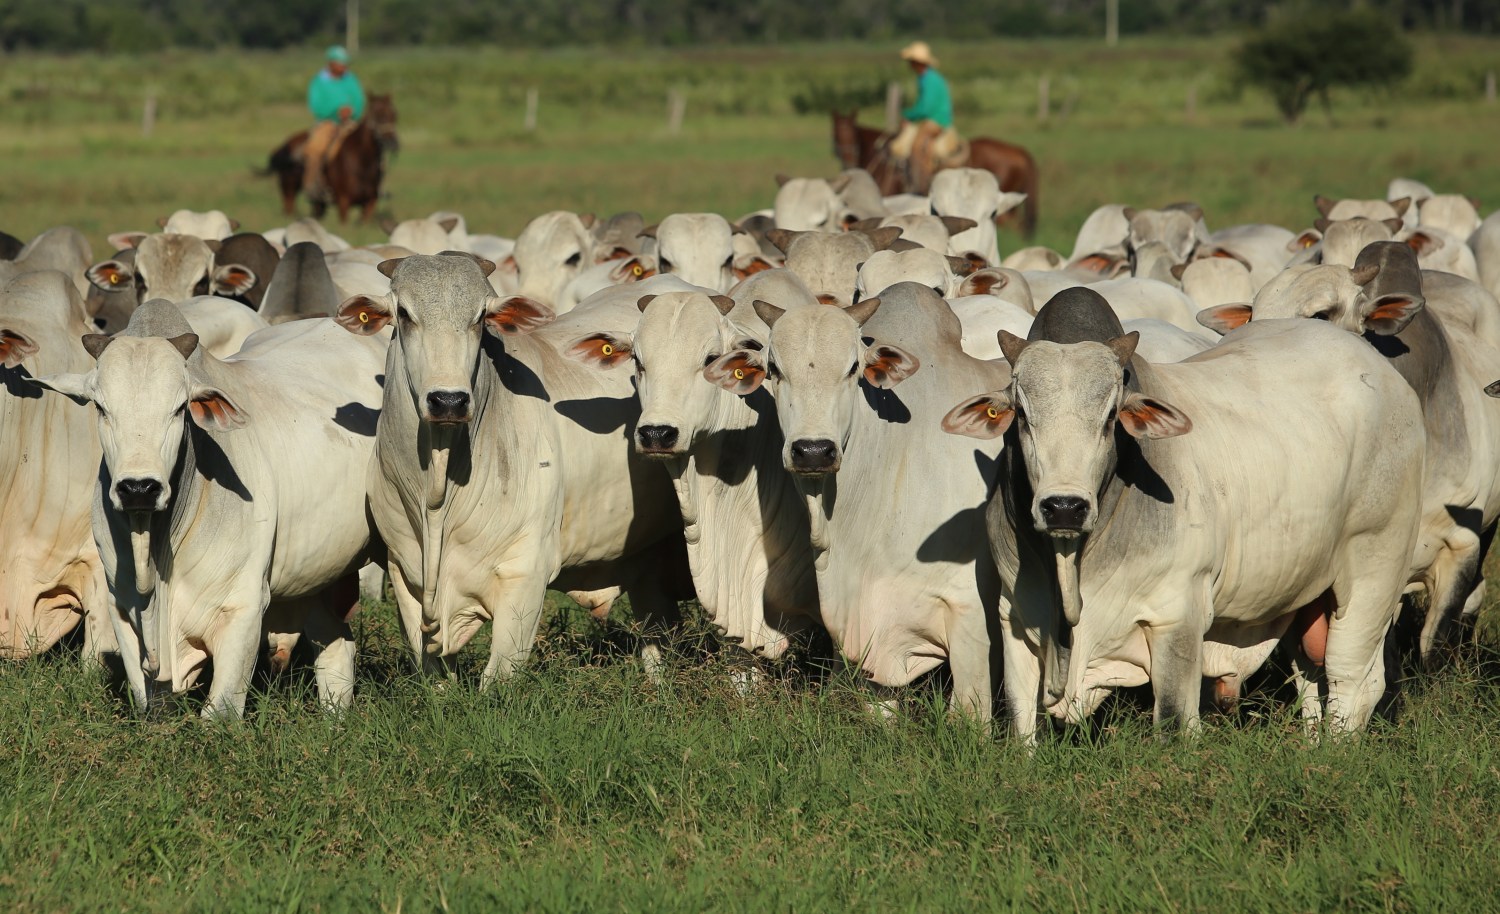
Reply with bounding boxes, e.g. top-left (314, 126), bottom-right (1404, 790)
top-left (362, 197), bottom-right (378, 223)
